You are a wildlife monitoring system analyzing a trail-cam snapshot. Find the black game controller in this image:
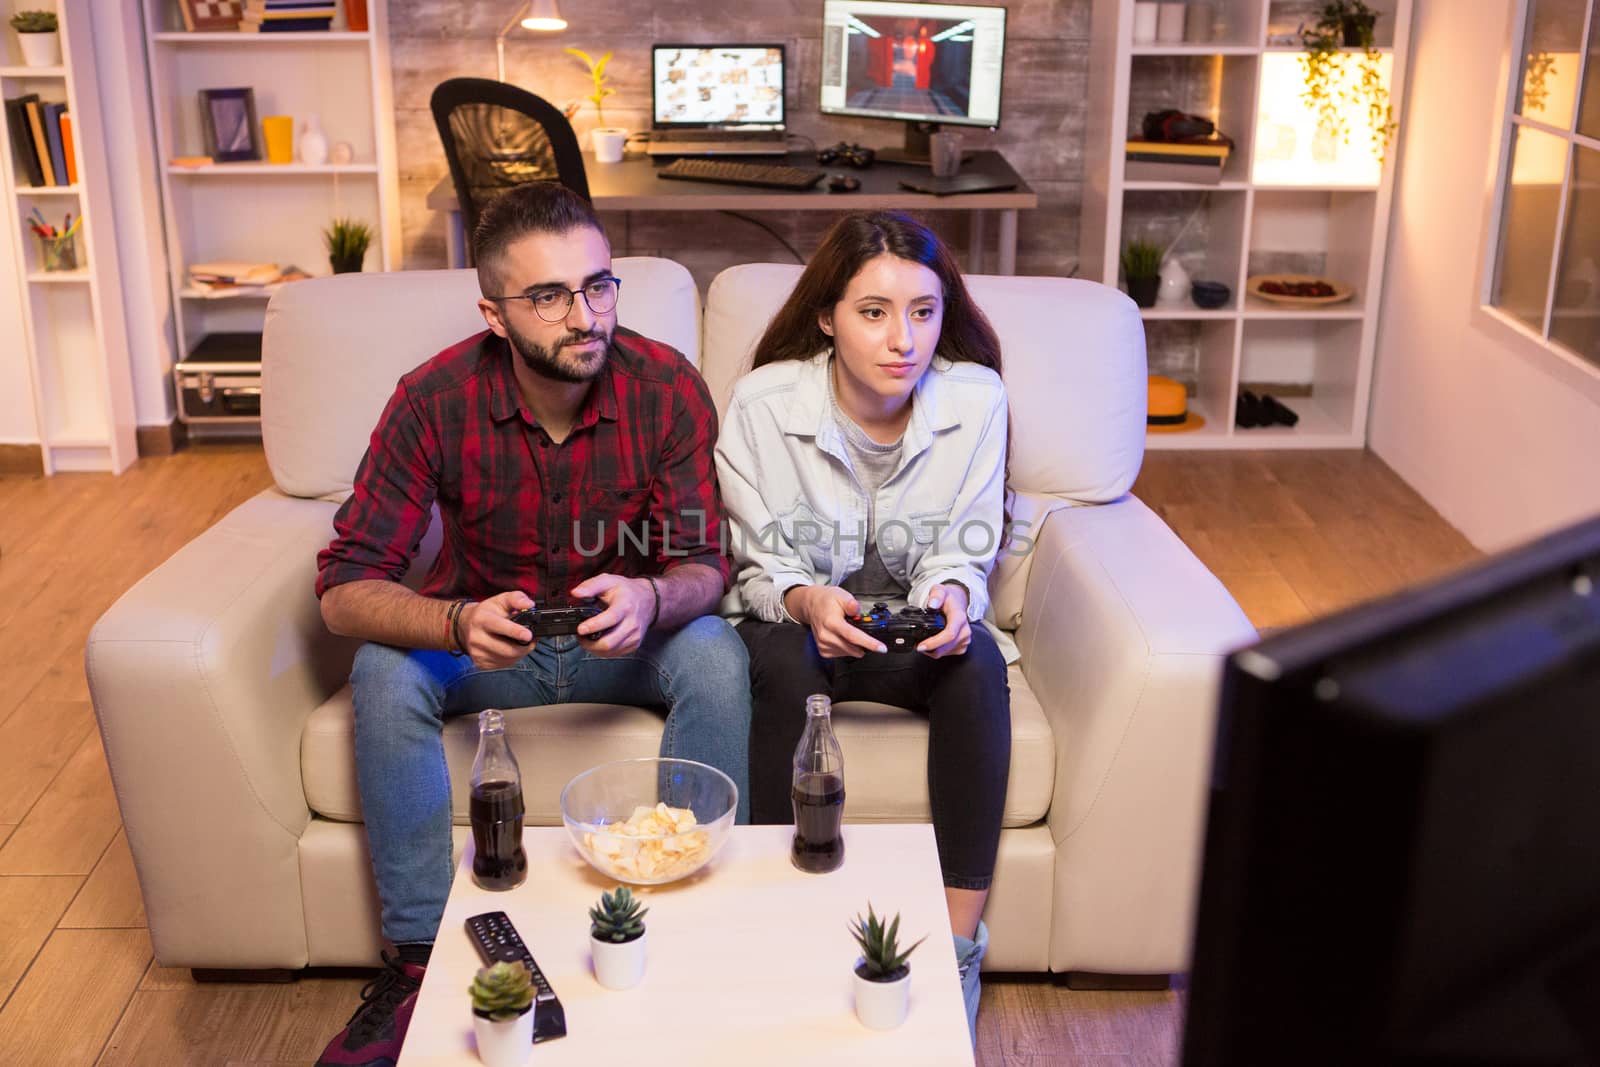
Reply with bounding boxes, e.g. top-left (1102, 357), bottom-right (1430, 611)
top-left (845, 602), bottom-right (948, 651)
top-left (817, 141), bottom-right (875, 168)
top-left (508, 598), bottom-right (605, 641)
top-left (826, 173), bottom-right (861, 193)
